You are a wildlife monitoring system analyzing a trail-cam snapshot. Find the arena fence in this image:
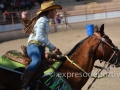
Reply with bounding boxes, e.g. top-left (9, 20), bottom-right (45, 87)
top-left (0, 1), bottom-right (120, 32)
